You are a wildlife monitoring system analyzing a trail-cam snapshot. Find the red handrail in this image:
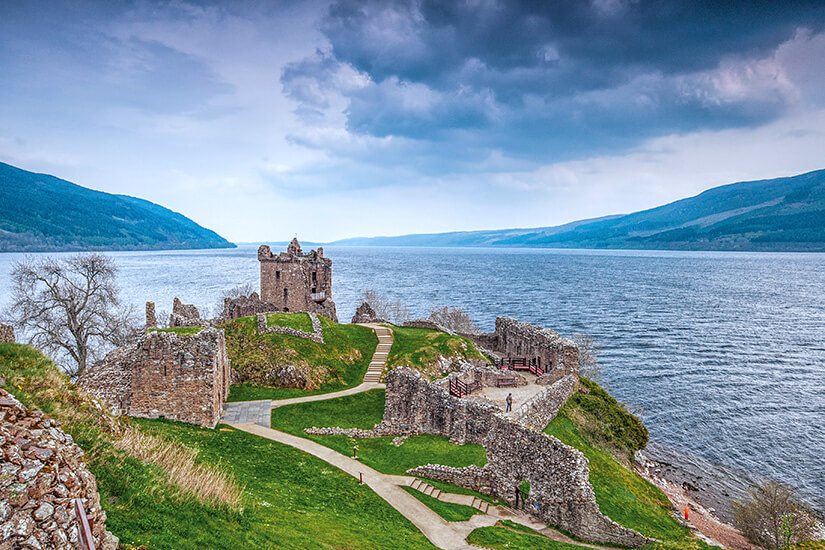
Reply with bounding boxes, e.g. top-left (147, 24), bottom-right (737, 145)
top-left (74, 498), bottom-right (96, 550)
